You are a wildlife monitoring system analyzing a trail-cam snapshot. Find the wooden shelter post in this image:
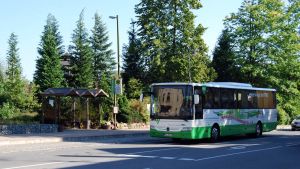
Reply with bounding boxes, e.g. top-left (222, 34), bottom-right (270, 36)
top-left (86, 98), bottom-right (90, 129)
top-left (72, 97), bottom-right (76, 128)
